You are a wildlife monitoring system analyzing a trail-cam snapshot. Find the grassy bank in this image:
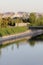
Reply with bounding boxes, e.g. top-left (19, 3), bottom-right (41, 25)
top-left (0, 26), bottom-right (28, 37)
